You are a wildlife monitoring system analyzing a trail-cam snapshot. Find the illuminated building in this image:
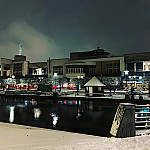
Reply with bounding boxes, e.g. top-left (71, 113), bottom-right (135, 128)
top-left (1, 41), bottom-right (150, 89)
top-left (0, 42), bottom-right (47, 79)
